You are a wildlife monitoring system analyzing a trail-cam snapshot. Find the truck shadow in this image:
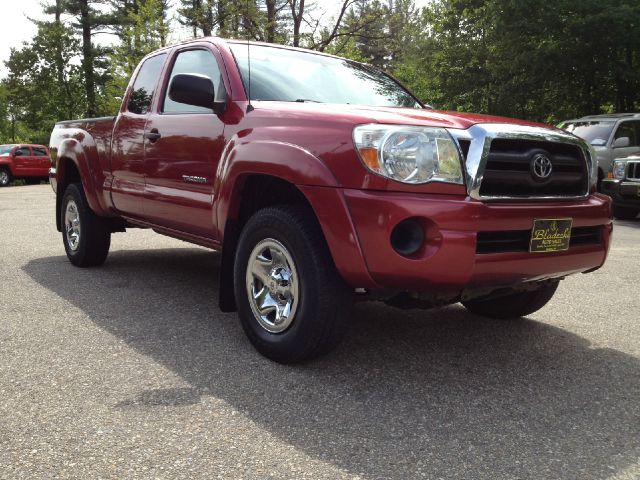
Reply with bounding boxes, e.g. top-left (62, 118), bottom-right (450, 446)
top-left (23, 249), bottom-right (640, 479)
